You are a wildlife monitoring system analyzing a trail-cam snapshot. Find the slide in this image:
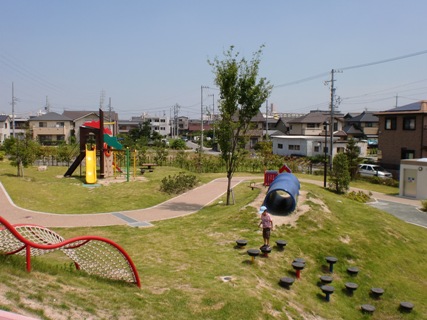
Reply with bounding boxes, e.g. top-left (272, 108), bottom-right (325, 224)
top-left (85, 146), bottom-right (97, 184)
